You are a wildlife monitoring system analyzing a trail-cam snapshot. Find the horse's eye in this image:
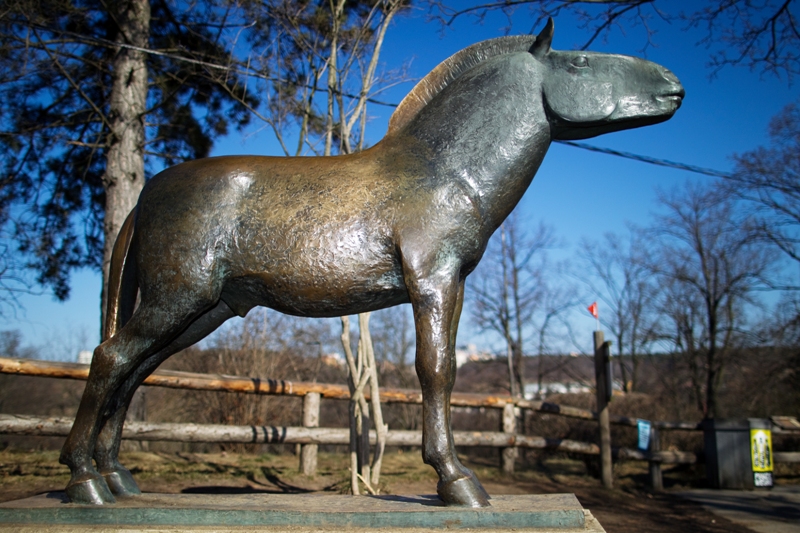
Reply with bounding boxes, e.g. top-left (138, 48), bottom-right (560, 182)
top-left (571, 56), bottom-right (589, 68)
